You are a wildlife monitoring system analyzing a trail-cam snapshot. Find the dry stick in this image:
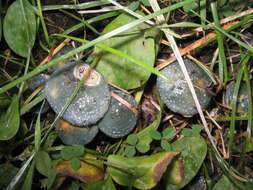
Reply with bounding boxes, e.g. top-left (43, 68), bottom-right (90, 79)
top-left (39, 38), bottom-right (70, 66)
top-left (111, 91), bottom-right (138, 116)
top-left (205, 111), bottom-right (222, 130)
top-left (149, 0), bottom-right (219, 153)
top-left (156, 22), bottom-right (238, 70)
top-left (194, 8), bottom-right (253, 33)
